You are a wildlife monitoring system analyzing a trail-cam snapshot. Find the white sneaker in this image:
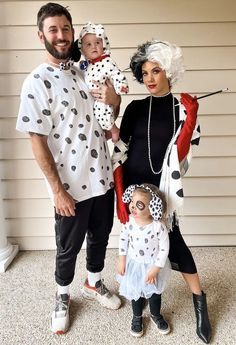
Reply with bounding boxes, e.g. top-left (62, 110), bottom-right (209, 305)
top-left (81, 279), bottom-right (121, 310)
top-left (51, 293), bottom-right (70, 334)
